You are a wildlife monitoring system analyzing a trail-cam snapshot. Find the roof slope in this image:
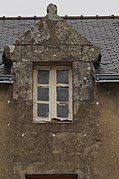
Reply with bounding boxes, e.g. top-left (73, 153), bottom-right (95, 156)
top-left (0, 16), bottom-right (119, 81)
top-left (67, 17), bottom-right (119, 80)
